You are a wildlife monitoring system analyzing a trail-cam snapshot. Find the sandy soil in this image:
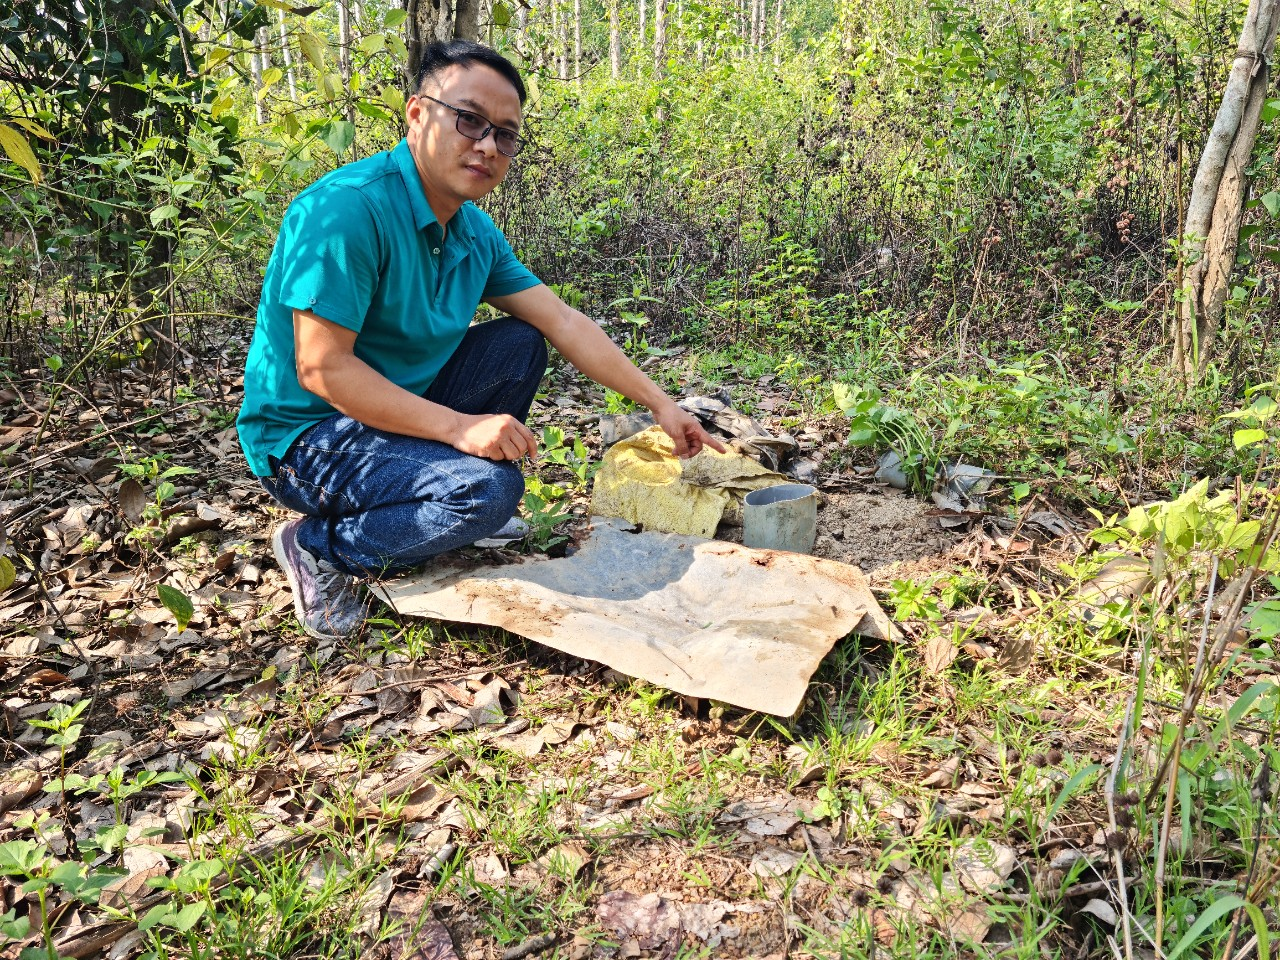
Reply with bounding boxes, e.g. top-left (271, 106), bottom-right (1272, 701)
top-left (813, 487), bottom-right (961, 578)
